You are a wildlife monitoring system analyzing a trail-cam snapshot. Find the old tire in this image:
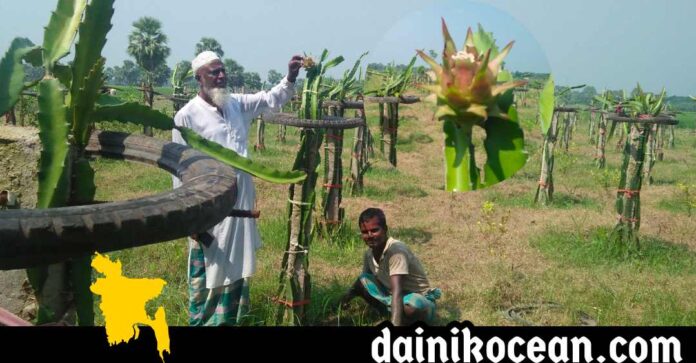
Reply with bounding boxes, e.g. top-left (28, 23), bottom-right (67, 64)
top-left (263, 113), bottom-right (365, 129)
top-left (0, 131), bottom-right (237, 270)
